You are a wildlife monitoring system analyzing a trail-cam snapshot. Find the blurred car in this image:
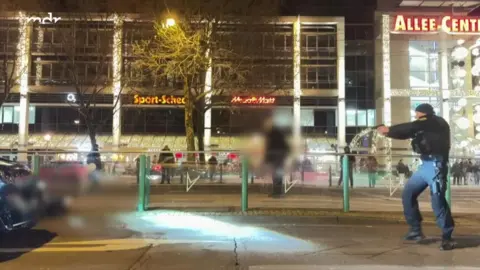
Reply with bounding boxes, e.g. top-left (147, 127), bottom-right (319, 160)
top-left (0, 158), bottom-right (31, 183)
top-left (39, 160), bottom-right (90, 197)
top-left (148, 164), bottom-right (162, 182)
top-left (0, 178), bottom-right (37, 233)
